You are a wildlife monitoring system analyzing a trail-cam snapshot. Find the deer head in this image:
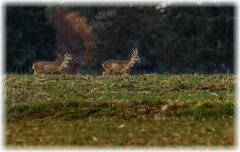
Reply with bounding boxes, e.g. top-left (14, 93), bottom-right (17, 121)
top-left (130, 48), bottom-right (140, 62)
top-left (60, 52), bottom-right (74, 68)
